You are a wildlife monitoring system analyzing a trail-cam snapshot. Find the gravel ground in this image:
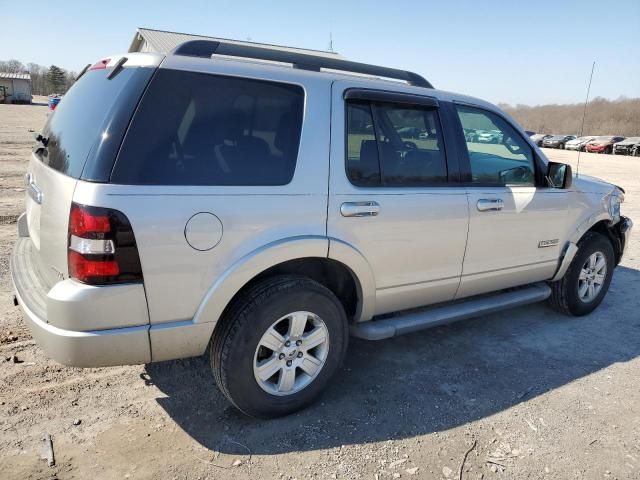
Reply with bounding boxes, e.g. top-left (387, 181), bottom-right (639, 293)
top-left (0, 100), bottom-right (639, 480)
